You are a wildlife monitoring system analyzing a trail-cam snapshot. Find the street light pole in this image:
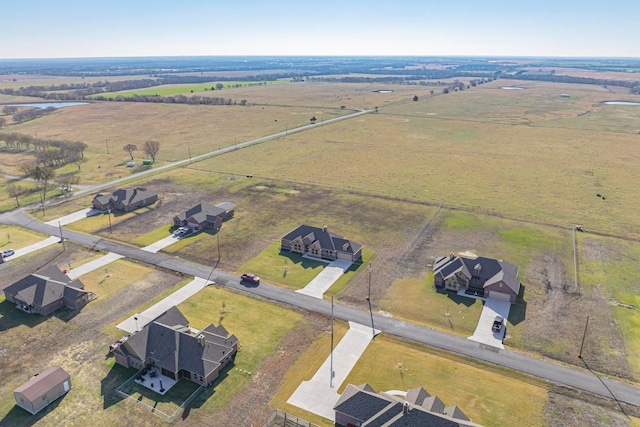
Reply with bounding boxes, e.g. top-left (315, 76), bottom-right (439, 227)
top-left (58, 221), bottom-right (65, 251)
